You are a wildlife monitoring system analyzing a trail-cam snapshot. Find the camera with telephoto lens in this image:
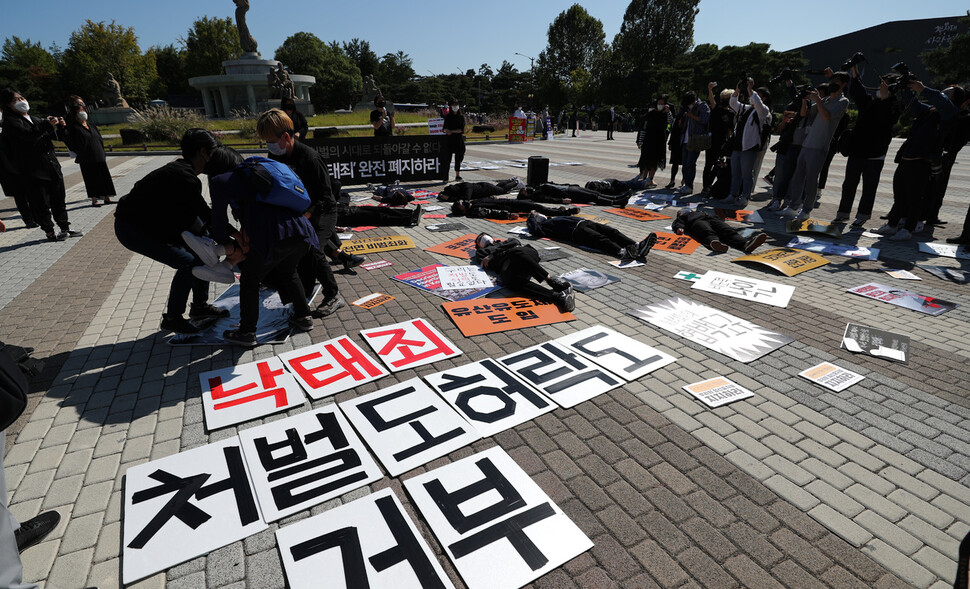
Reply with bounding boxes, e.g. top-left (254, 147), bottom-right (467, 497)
top-left (794, 85), bottom-right (813, 101)
top-left (841, 52), bottom-right (866, 71)
top-left (769, 69), bottom-right (793, 85)
top-left (886, 62), bottom-right (916, 93)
